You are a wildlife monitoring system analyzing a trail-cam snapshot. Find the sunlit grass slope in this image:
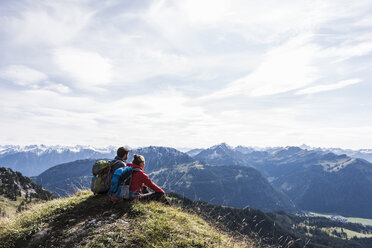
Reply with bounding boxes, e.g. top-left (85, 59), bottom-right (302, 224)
top-left (0, 190), bottom-right (255, 248)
